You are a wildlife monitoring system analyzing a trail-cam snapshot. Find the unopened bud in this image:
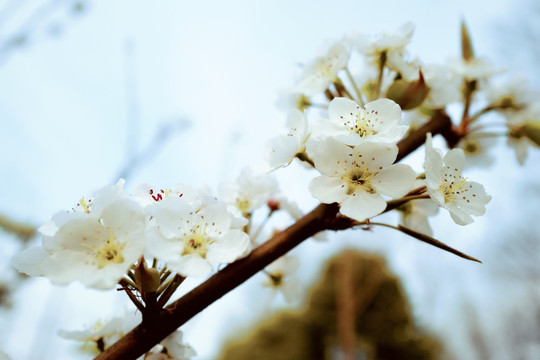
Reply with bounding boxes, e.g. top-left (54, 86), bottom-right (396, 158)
top-left (134, 258), bottom-right (161, 296)
top-left (386, 70), bottom-right (430, 110)
top-left (267, 200), bottom-right (281, 212)
top-left (521, 121), bottom-right (540, 146)
top-left (461, 20), bottom-right (475, 62)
